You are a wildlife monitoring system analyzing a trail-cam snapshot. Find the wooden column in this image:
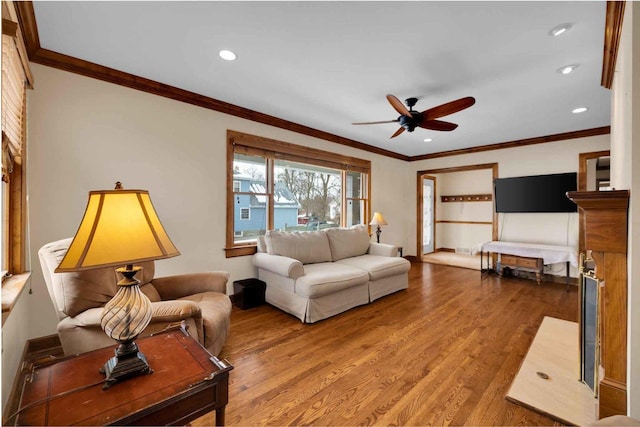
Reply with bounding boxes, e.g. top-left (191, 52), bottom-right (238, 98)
top-left (567, 190), bottom-right (629, 418)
